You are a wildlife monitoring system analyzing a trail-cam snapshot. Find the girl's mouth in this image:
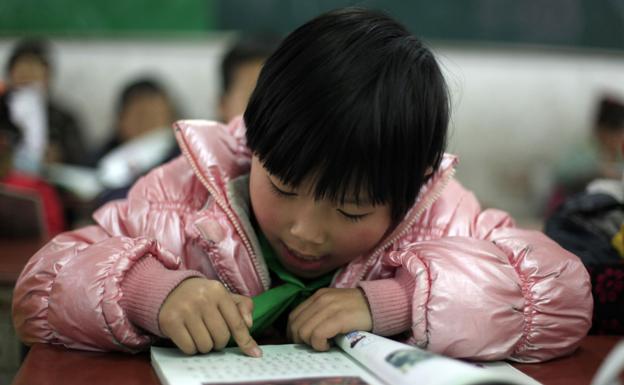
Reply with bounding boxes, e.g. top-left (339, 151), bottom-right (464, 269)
top-left (279, 241), bottom-right (326, 271)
